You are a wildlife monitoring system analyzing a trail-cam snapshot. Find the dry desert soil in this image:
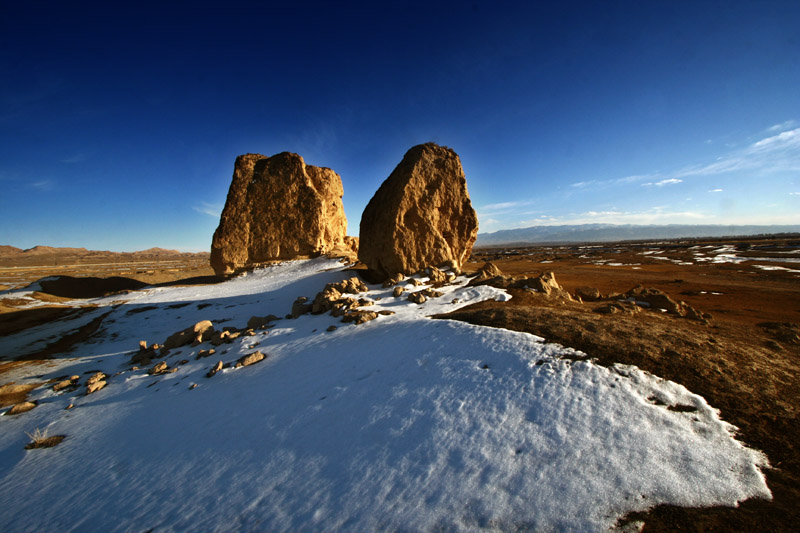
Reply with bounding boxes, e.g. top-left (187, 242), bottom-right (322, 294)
top-left (1, 236), bottom-right (798, 531)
